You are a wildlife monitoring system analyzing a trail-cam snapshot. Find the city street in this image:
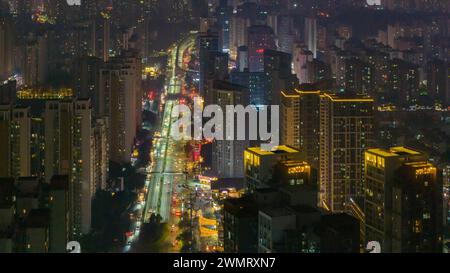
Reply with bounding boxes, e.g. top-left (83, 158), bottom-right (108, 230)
top-left (123, 34), bottom-right (196, 252)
